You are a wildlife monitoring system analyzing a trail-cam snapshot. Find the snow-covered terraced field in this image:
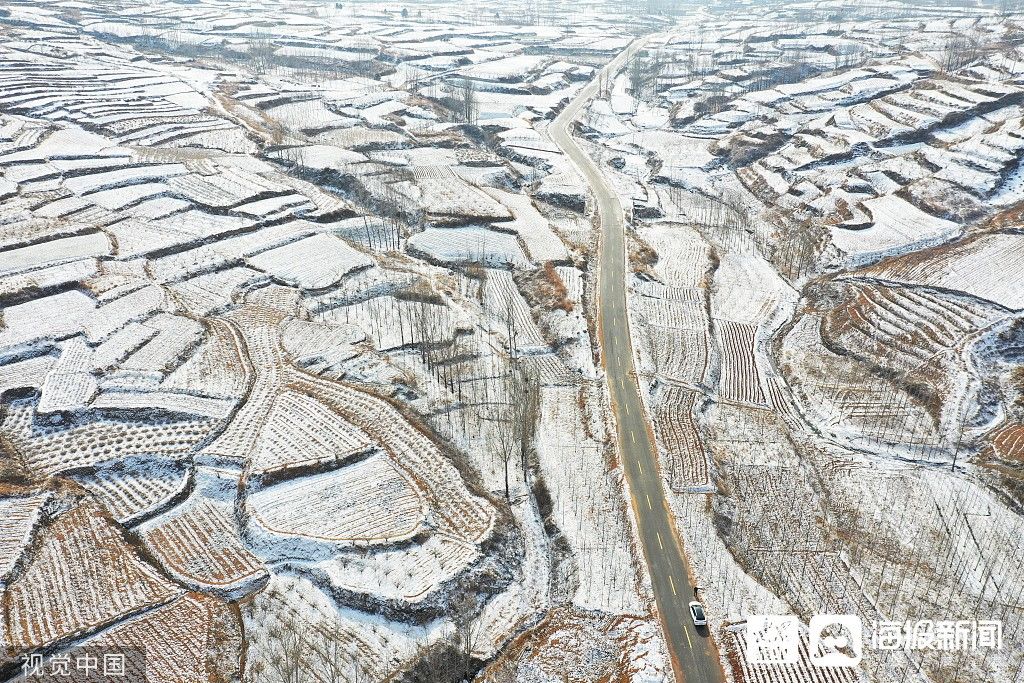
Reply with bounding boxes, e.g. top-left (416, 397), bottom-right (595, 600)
top-left (144, 494), bottom-right (268, 598)
top-left (249, 389), bottom-right (373, 477)
top-left (482, 268), bottom-right (547, 350)
top-left (398, 167), bottom-right (512, 223)
top-left (632, 288), bottom-right (710, 386)
top-left (6, 501), bottom-right (181, 652)
top-left (713, 319), bottom-right (767, 407)
top-left (2, 396), bottom-right (219, 477)
top-left (0, 492), bottom-right (49, 583)
top-left (69, 457), bottom-right (189, 526)
top-left (247, 233), bottom-right (374, 290)
top-left (247, 452), bottom-right (427, 547)
top-left (321, 294), bottom-right (462, 351)
top-left (651, 385), bottom-right (708, 489)
top-left (82, 592), bottom-right (242, 682)
top-left (867, 231), bottom-right (1024, 310)
top-left (244, 573), bottom-right (438, 683)
top-left (291, 371), bottom-right (496, 544)
top-left (409, 226), bottom-right (531, 268)
top-left (483, 188), bottom-right (569, 262)
top-left (830, 194), bottom-right (961, 266)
